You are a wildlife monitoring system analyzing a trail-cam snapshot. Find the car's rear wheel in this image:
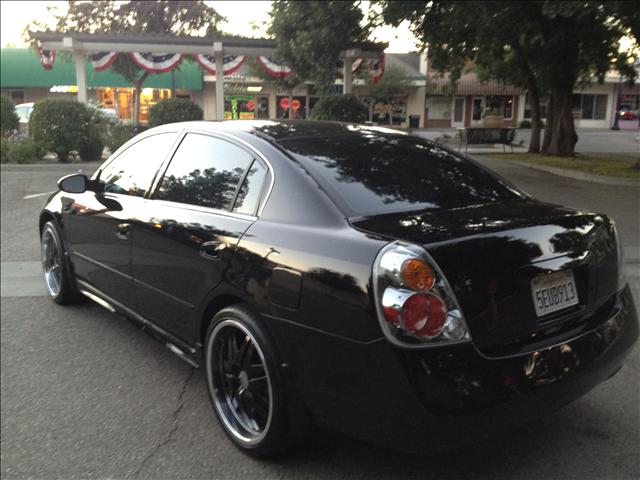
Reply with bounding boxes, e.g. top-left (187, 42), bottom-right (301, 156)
top-left (205, 305), bottom-right (309, 457)
top-left (41, 221), bottom-right (80, 304)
